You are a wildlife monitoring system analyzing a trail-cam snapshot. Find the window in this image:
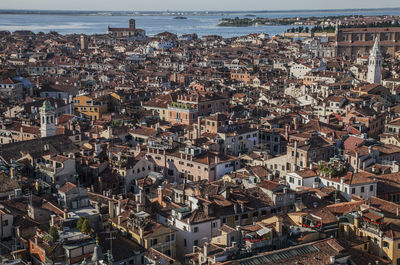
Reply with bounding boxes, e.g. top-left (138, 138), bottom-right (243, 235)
top-left (253, 211), bottom-right (258, 217)
top-left (383, 241), bottom-right (389, 248)
top-left (242, 214), bottom-right (248, 219)
top-left (184, 239), bottom-right (187, 247)
top-left (235, 215), bottom-right (239, 221)
top-left (370, 185), bottom-right (374, 191)
top-left (261, 210), bottom-right (267, 216)
top-left (289, 177), bottom-right (294, 184)
top-left (151, 238), bottom-right (158, 246)
top-left (352, 188), bottom-right (356, 194)
top-left (194, 240), bottom-right (199, 246)
top-left (361, 186), bottom-right (365, 193)
top-left (222, 218), bottom-right (227, 224)
top-left (194, 227), bottom-right (199, 233)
